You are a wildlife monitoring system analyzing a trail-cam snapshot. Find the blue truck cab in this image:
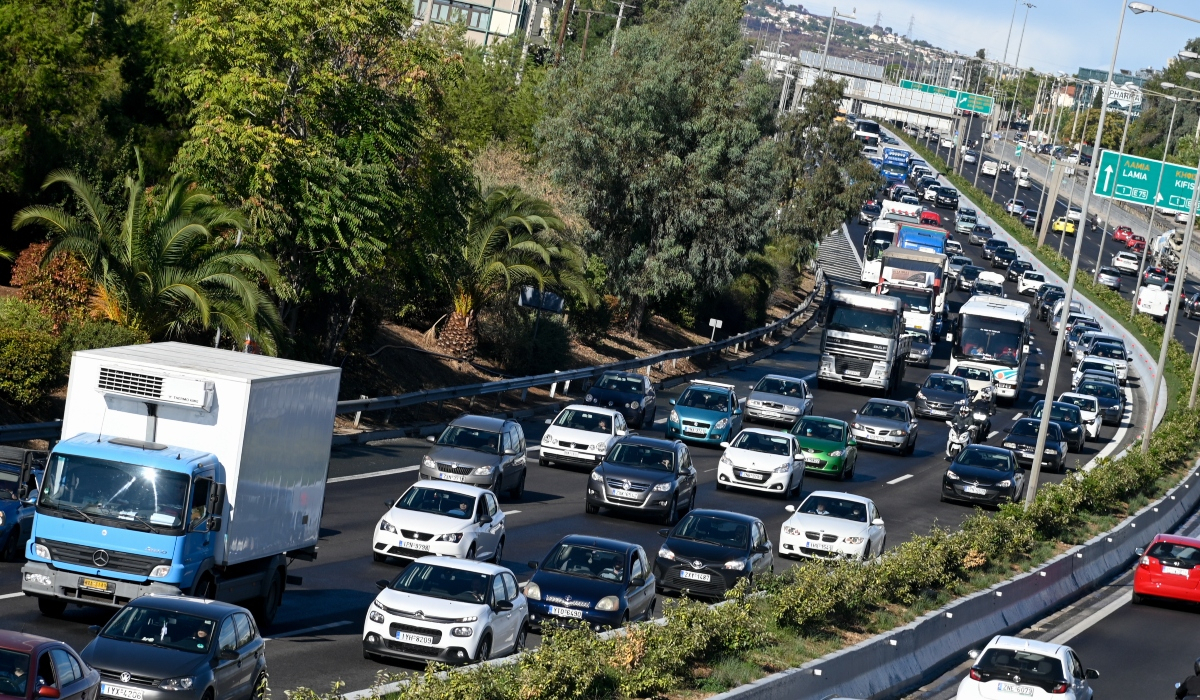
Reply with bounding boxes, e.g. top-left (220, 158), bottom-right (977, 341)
top-left (664, 380), bottom-right (743, 445)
